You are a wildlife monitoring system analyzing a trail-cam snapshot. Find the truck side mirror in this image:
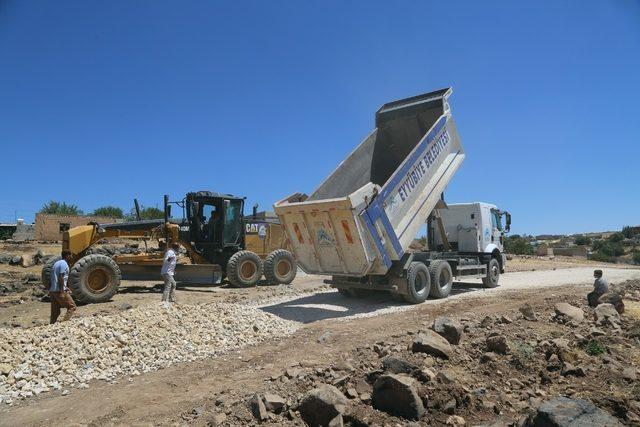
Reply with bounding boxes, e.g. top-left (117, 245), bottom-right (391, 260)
top-left (505, 212), bottom-right (511, 233)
